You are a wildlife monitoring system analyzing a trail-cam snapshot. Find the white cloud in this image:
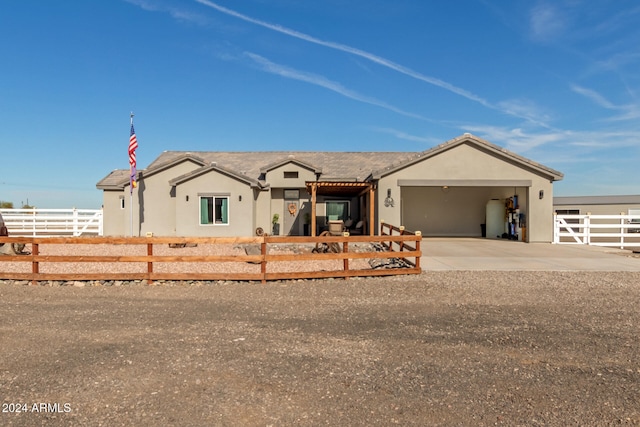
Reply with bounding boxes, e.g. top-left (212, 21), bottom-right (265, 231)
top-left (461, 125), bottom-right (567, 152)
top-left (124, 0), bottom-right (208, 25)
top-left (244, 52), bottom-right (431, 121)
top-left (497, 99), bottom-right (551, 128)
top-left (571, 84), bottom-right (640, 121)
top-left (371, 127), bottom-right (437, 144)
top-left (529, 2), bottom-right (566, 42)
top-left (571, 85), bottom-right (617, 109)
